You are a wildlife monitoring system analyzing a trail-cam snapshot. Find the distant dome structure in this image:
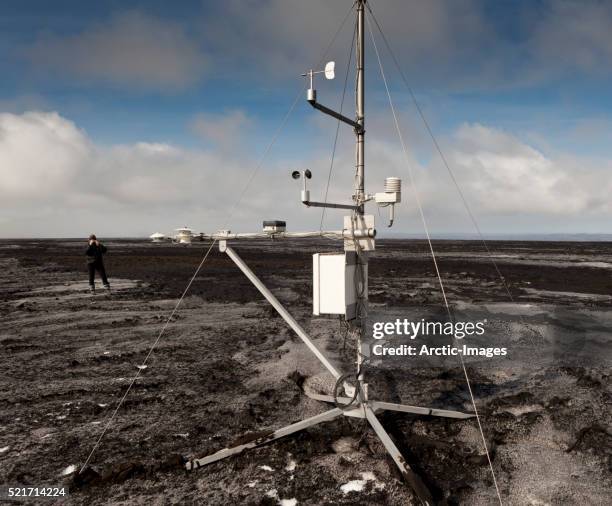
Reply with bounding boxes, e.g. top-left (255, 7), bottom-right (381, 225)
top-left (174, 227), bottom-right (193, 244)
top-left (149, 232), bottom-right (166, 243)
